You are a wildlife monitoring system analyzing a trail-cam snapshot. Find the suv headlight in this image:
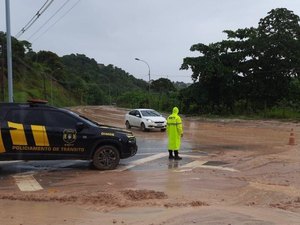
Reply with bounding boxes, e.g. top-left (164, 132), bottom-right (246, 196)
top-left (128, 137), bottom-right (136, 144)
